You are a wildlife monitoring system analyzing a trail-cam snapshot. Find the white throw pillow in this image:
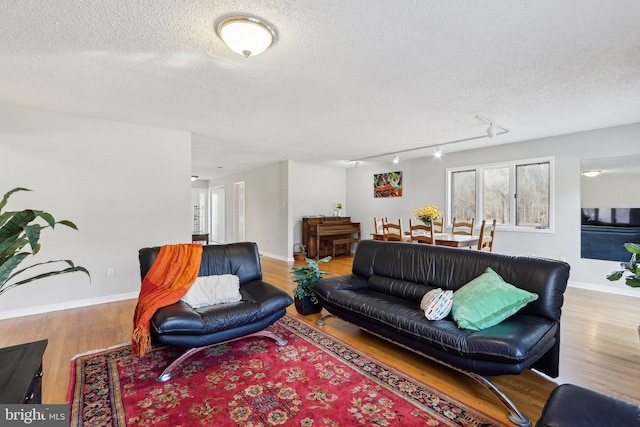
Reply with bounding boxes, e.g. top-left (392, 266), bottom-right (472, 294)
top-left (420, 289), bottom-right (453, 320)
top-left (181, 274), bottom-right (242, 309)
